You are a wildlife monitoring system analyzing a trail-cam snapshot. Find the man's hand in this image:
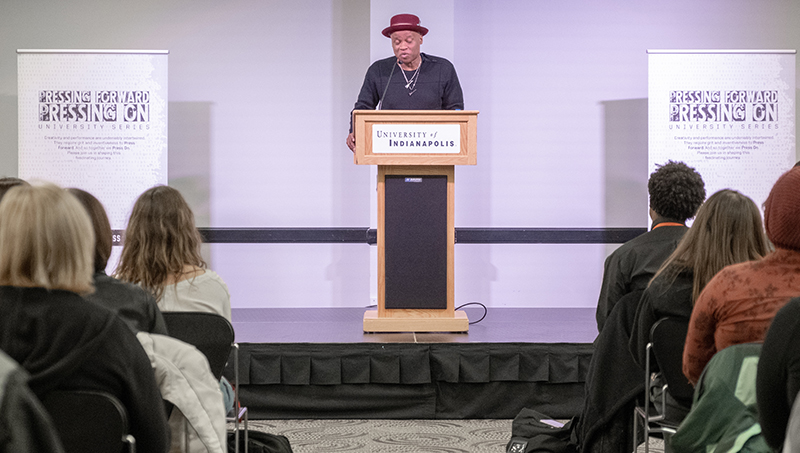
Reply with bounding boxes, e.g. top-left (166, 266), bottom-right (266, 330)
top-left (346, 132), bottom-right (356, 152)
